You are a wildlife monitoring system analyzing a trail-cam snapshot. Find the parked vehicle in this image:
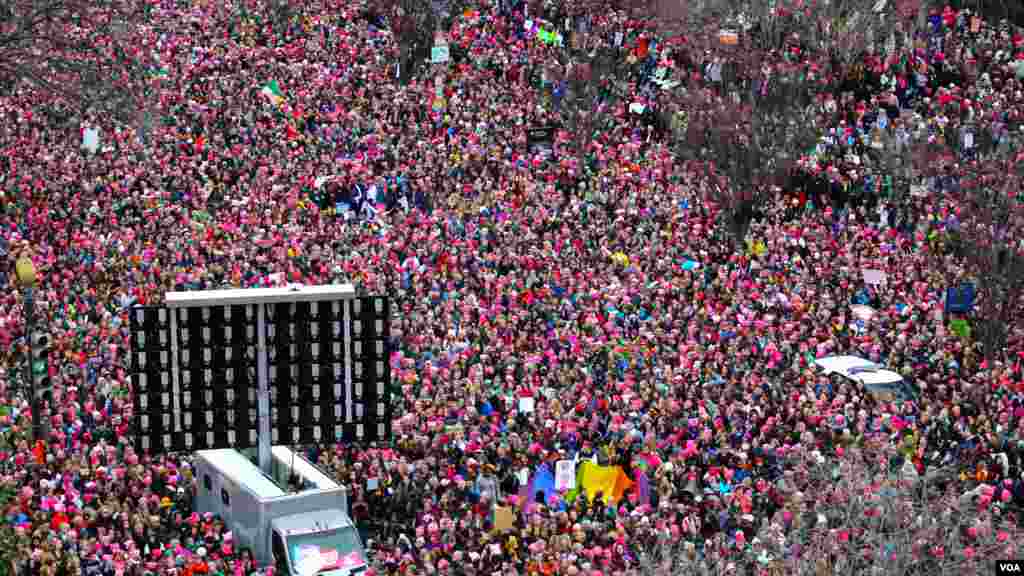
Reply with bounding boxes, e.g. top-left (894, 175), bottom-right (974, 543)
top-left (814, 355), bottom-right (919, 402)
top-left (192, 447), bottom-right (367, 576)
